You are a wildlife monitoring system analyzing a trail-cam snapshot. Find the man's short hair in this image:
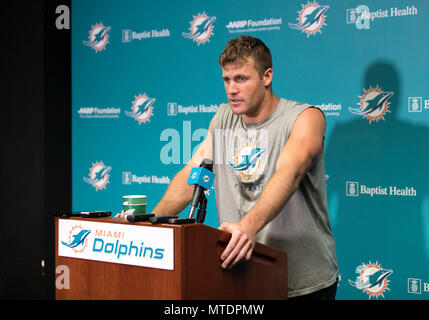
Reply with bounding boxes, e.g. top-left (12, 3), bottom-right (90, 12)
top-left (219, 35), bottom-right (272, 77)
